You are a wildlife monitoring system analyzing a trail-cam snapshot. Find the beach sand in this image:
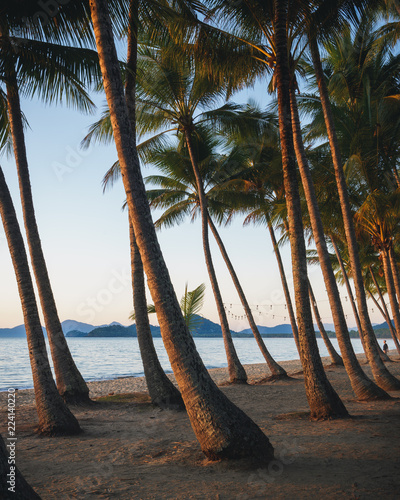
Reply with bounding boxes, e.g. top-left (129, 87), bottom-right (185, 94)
top-left (1, 354), bottom-right (399, 499)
